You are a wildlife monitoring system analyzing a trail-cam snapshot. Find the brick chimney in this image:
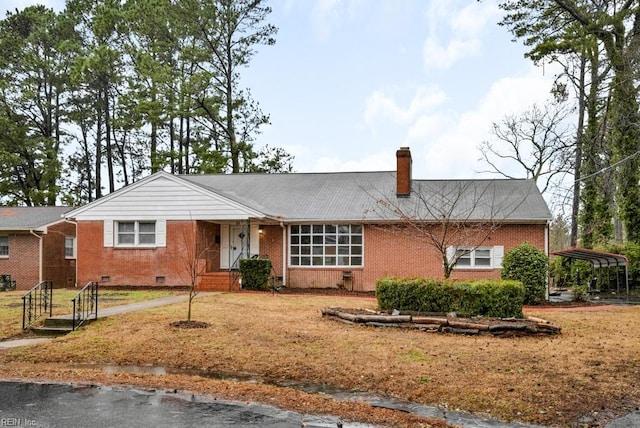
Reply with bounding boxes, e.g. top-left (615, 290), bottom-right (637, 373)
top-left (396, 146), bottom-right (412, 197)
